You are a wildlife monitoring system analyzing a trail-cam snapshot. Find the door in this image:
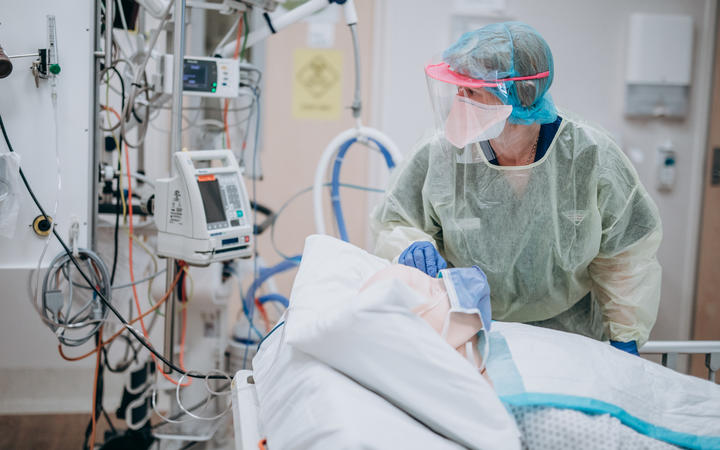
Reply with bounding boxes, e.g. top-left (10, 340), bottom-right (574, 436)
top-left (692, 7), bottom-right (720, 381)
